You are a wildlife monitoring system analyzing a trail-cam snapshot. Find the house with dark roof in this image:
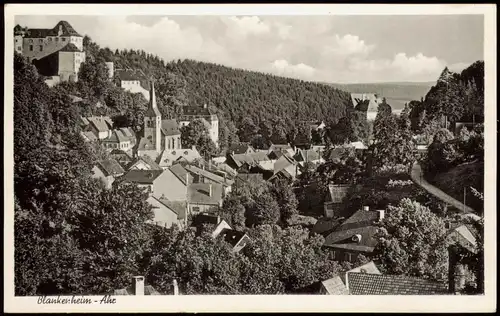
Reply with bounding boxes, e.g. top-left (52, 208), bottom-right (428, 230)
top-left (323, 206), bottom-right (384, 262)
top-left (115, 69), bottom-right (150, 100)
top-left (228, 143), bottom-right (255, 155)
top-left (225, 151), bottom-right (271, 172)
top-left (109, 149), bottom-right (134, 169)
top-left (184, 164), bottom-right (233, 195)
top-left (187, 183), bottom-right (224, 215)
top-left (179, 104), bottom-right (219, 147)
top-left (83, 116), bottom-right (114, 140)
top-left (101, 128), bottom-right (137, 153)
top-left (220, 229), bottom-right (251, 253)
top-left (191, 214), bottom-right (251, 252)
top-left (318, 261), bottom-right (449, 295)
top-left (91, 159), bottom-right (125, 189)
top-left (294, 148), bottom-right (324, 166)
top-left (268, 154), bottom-right (299, 182)
top-left (121, 168), bottom-right (188, 202)
top-left (15, 21), bottom-right (85, 85)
